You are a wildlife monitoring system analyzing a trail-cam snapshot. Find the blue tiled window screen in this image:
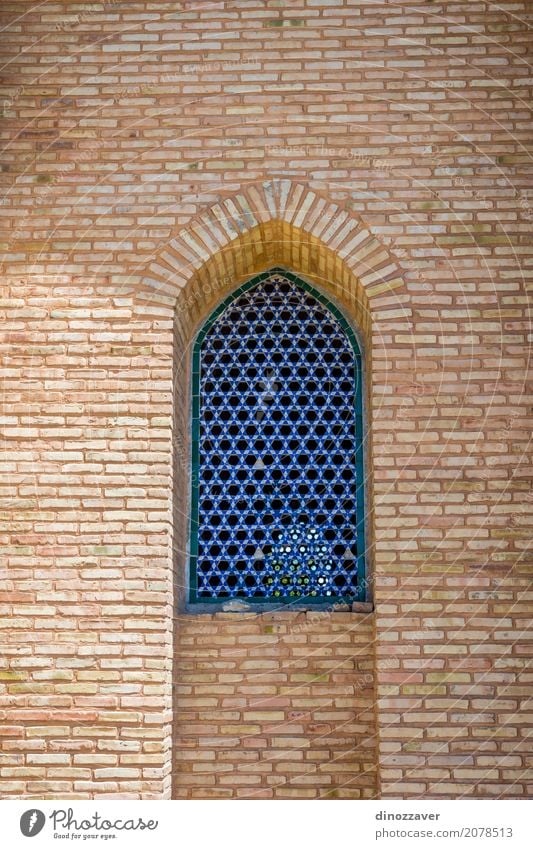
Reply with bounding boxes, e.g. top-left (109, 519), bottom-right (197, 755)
top-left (190, 271), bottom-right (364, 603)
